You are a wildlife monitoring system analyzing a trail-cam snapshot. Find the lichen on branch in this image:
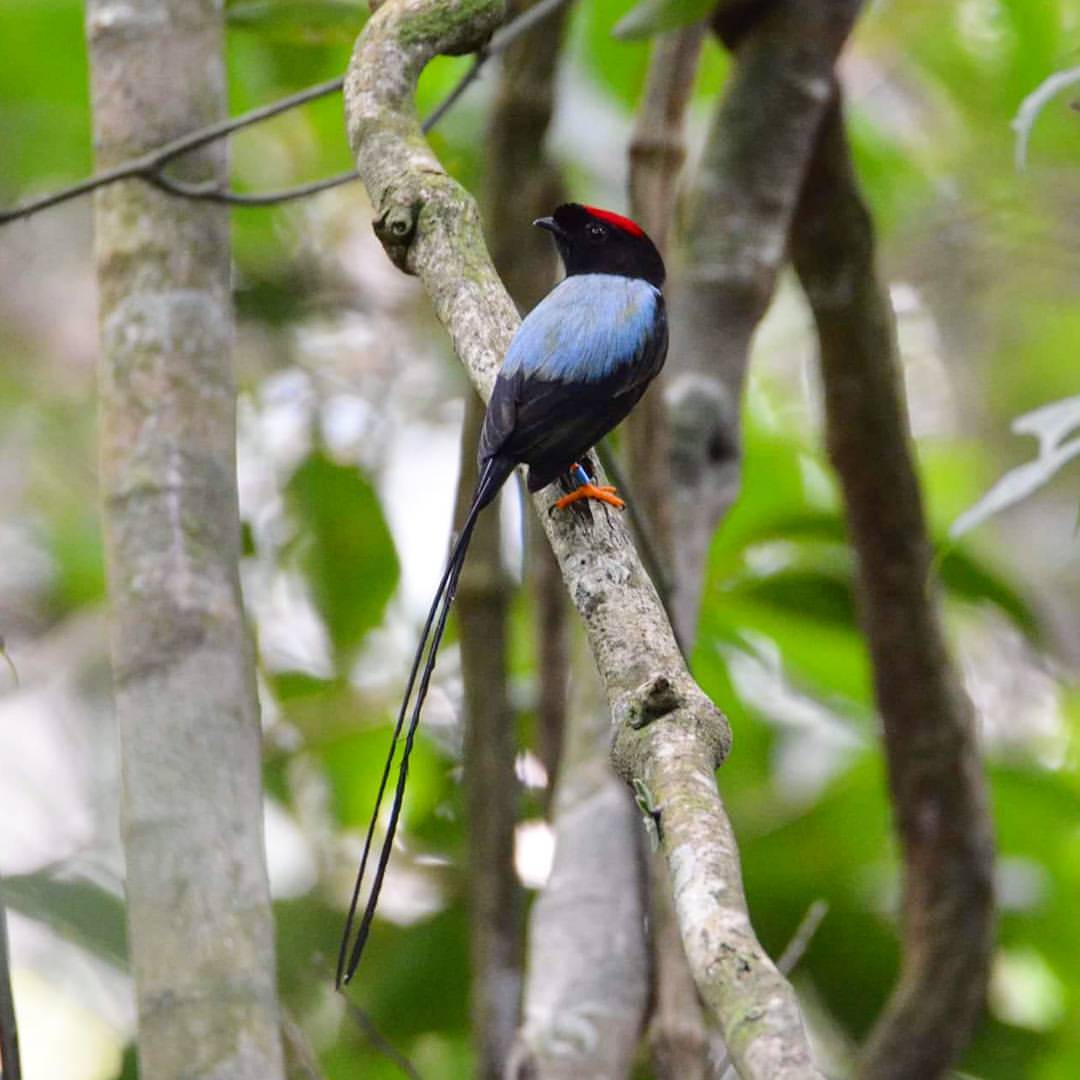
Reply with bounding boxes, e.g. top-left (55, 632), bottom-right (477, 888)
top-left (342, 1), bottom-right (820, 1075)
